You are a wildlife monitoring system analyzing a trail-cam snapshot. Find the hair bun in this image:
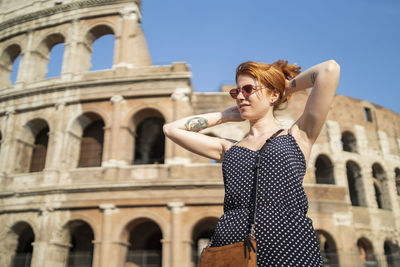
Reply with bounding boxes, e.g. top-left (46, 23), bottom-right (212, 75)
top-left (272, 59), bottom-right (301, 80)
